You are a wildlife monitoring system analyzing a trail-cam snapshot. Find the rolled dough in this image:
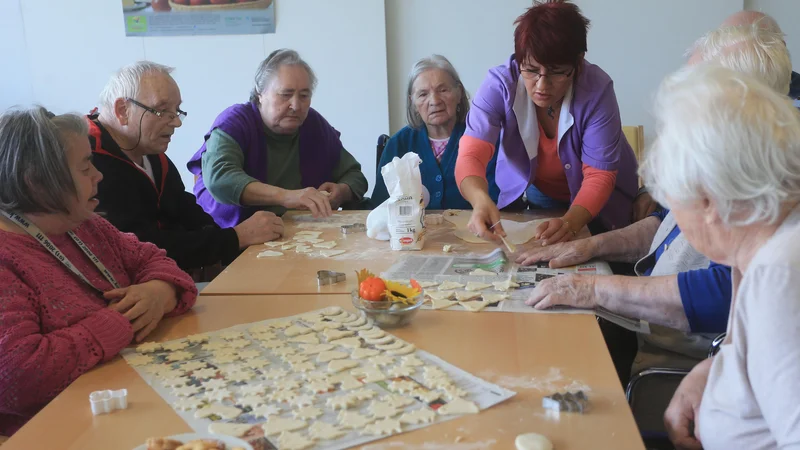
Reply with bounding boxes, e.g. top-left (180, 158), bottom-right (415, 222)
top-left (444, 210), bottom-right (545, 245)
top-left (515, 433), bottom-right (553, 450)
